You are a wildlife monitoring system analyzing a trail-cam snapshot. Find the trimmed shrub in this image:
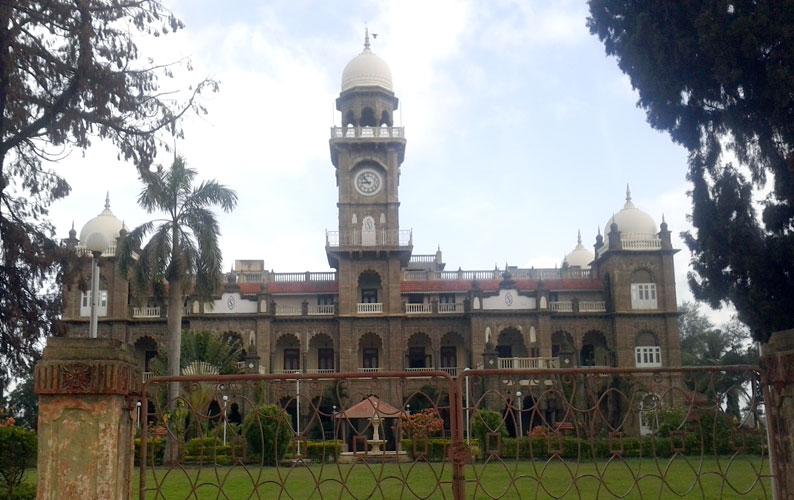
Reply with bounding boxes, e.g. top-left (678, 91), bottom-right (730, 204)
top-left (0, 426), bottom-right (36, 500)
top-left (134, 437), bottom-right (165, 466)
top-left (243, 404), bottom-right (293, 465)
top-left (471, 409), bottom-right (507, 460)
top-left (305, 441), bottom-right (343, 463)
